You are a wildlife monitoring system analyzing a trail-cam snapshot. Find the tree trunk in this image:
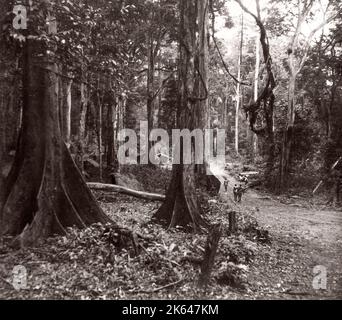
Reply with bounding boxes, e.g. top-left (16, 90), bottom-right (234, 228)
top-left (107, 102), bottom-right (115, 168)
top-left (251, 35), bottom-right (260, 161)
top-left (115, 96), bottom-right (125, 173)
top-left (198, 224), bottom-right (222, 288)
top-left (225, 96), bottom-right (230, 143)
top-left (0, 84), bottom-right (5, 158)
top-left (147, 31), bottom-right (155, 162)
top-left (197, 0), bottom-right (209, 132)
top-left (235, 0), bottom-right (276, 181)
top-left (153, 162), bottom-right (207, 231)
top-left (154, 57), bottom-right (163, 128)
top-left (235, 14), bottom-right (244, 155)
top-left (0, 83), bottom-right (5, 201)
top-left (195, 0), bottom-right (221, 195)
top-left (0, 7), bottom-right (110, 247)
top-left (277, 0), bottom-right (320, 191)
top-left (153, 0), bottom-right (208, 232)
top-left (77, 77), bottom-right (88, 174)
top-left (5, 68), bottom-right (21, 153)
top-left (279, 74), bottom-right (296, 190)
top-left (97, 78), bottom-right (103, 182)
